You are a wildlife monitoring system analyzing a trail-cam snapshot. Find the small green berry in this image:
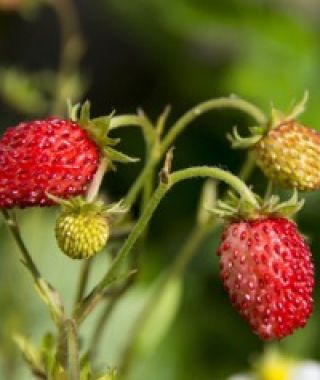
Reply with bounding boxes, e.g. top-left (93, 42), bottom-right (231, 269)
top-left (55, 200), bottom-right (109, 260)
